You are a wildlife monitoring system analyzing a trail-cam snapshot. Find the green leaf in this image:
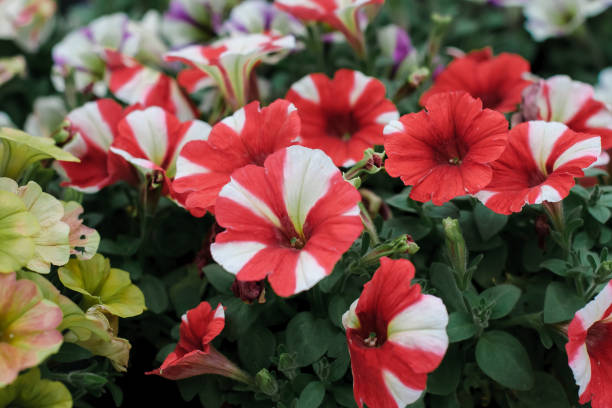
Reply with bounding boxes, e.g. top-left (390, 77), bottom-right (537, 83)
top-left (198, 377), bottom-right (223, 408)
top-left (588, 205), bottom-right (611, 224)
top-left (539, 259), bottom-right (568, 277)
top-left (543, 282), bottom-right (585, 324)
top-left (430, 263), bottom-right (466, 313)
top-left (238, 327), bottom-right (276, 374)
top-left (383, 216), bottom-right (432, 240)
top-left (328, 296), bottom-right (348, 328)
top-left (51, 342), bottom-right (93, 363)
top-left (223, 297), bottom-right (262, 341)
top-left (297, 382), bottom-right (326, 408)
top-left (427, 344), bottom-right (462, 395)
top-left (475, 330), bottom-right (534, 390)
top-left (203, 264), bottom-right (234, 294)
top-left (177, 376), bottom-right (204, 401)
top-left (385, 189), bottom-right (417, 213)
top-left (332, 385), bottom-right (358, 408)
top-left (423, 201), bottom-right (460, 219)
top-left (98, 235), bottom-right (141, 256)
top-left (447, 312), bottom-right (477, 343)
top-left (430, 394), bottom-right (460, 408)
top-left (514, 372), bottom-right (570, 408)
top-left (139, 274), bottom-right (168, 314)
top-left (474, 203), bottom-right (508, 241)
top-left (286, 312), bottom-right (334, 367)
top-left (0, 367), bottom-right (72, 408)
top-left (480, 284), bottom-right (522, 319)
